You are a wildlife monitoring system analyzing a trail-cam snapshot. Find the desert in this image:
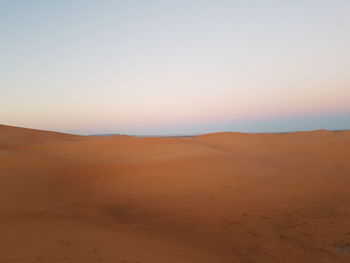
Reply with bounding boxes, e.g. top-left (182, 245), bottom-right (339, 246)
top-left (0, 124), bottom-right (349, 262)
top-left (2, 1), bottom-right (350, 262)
